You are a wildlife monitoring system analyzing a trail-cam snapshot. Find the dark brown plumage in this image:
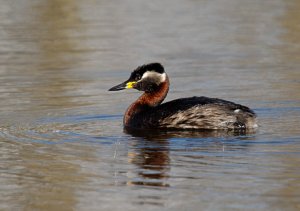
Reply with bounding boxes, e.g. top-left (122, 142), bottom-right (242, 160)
top-left (109, 63), bottom-right (257, 130)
